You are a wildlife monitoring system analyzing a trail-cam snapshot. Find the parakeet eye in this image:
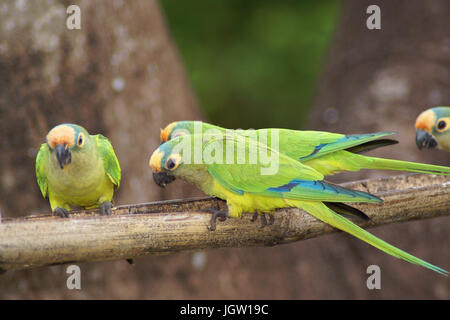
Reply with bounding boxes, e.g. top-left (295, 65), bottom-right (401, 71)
top-left (77, 133), bottom-right (85, 147)
top-left (167, 159), bottom-right (175, 169)
top-left (165, 155), bottom-right (181, 171)
top-left (436, 119), bottom-right (448, 132)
